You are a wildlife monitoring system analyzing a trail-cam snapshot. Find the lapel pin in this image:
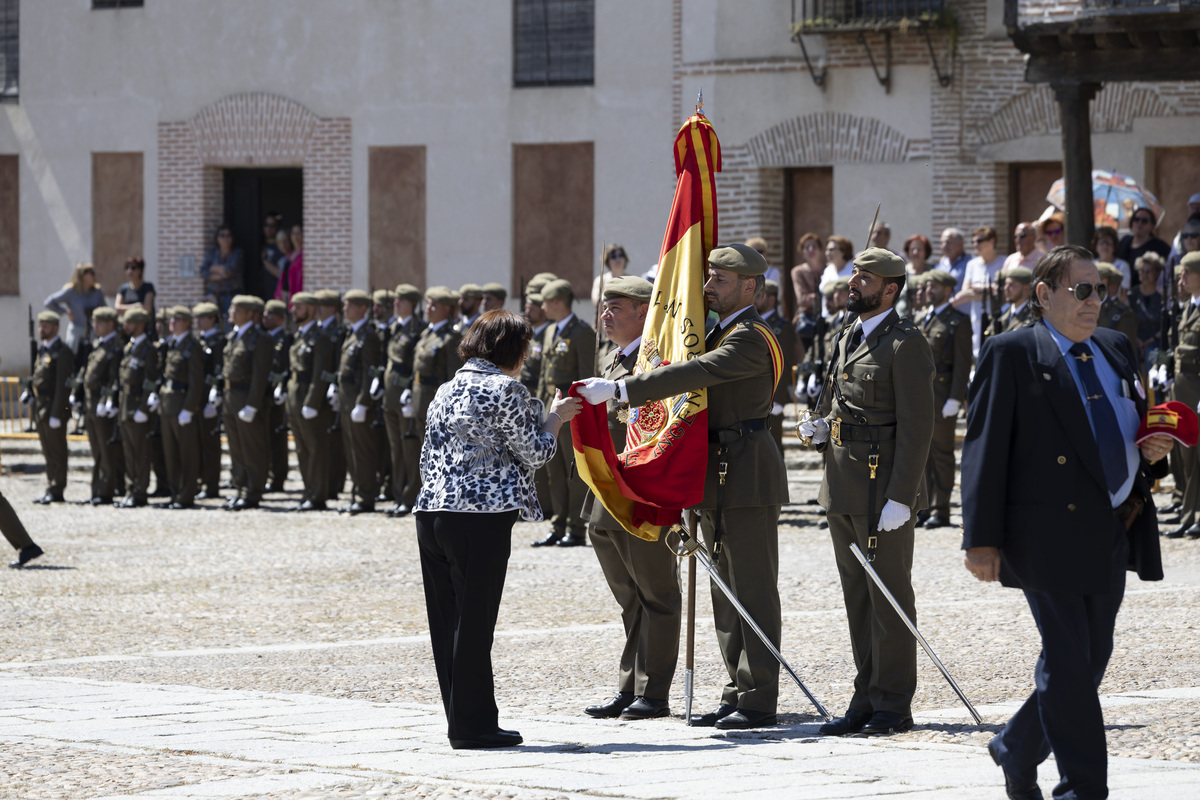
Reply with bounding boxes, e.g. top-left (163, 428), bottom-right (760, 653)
top-left (1043, 372), bottom-right (1052, 381)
